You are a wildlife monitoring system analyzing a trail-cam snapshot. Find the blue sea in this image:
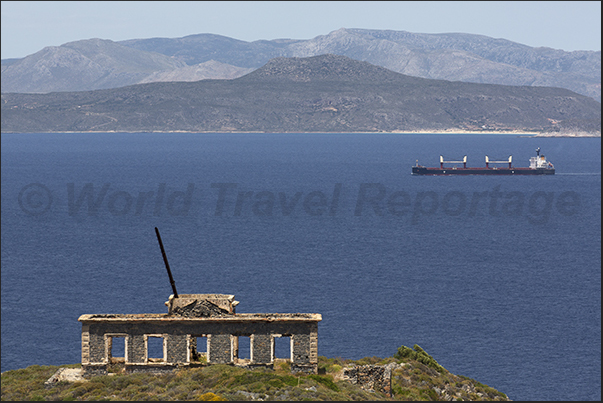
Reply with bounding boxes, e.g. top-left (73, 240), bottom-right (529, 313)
top-left (1, 133), bottom-right (601, 401)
